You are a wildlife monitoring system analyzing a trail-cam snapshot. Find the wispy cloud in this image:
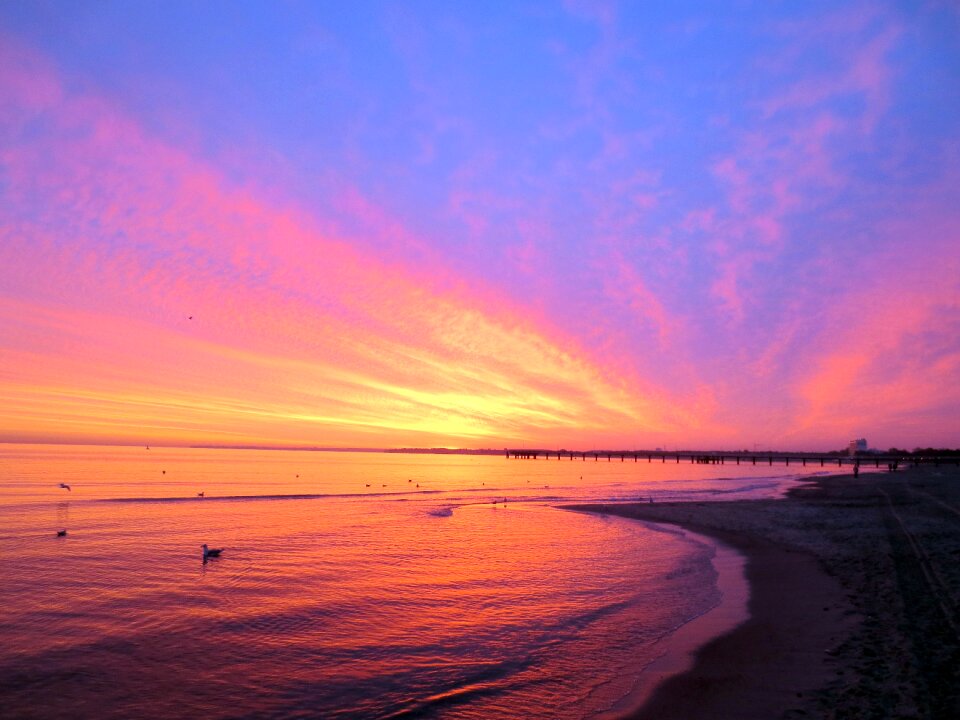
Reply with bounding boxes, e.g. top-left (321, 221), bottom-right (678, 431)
top-left (0, 36), bottom-right (700, 447)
